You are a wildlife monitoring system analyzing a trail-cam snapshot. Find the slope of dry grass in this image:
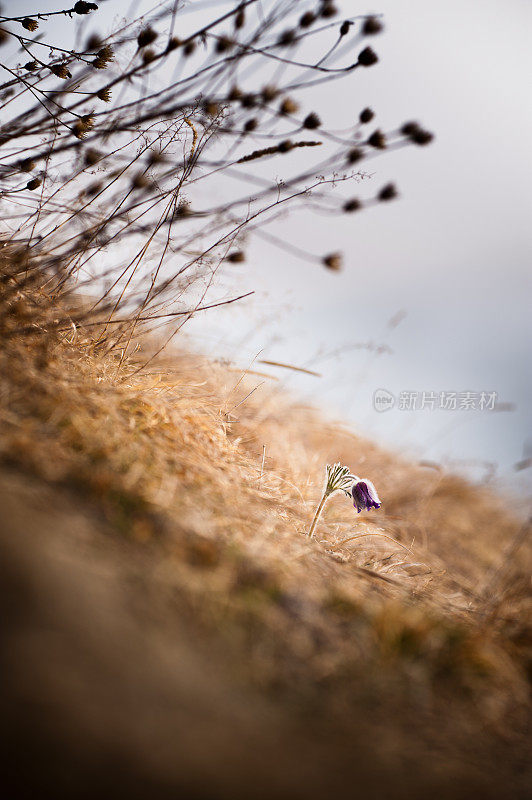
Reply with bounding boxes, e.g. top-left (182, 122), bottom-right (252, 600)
top-left (1, 279), bottom-right (531, 798)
